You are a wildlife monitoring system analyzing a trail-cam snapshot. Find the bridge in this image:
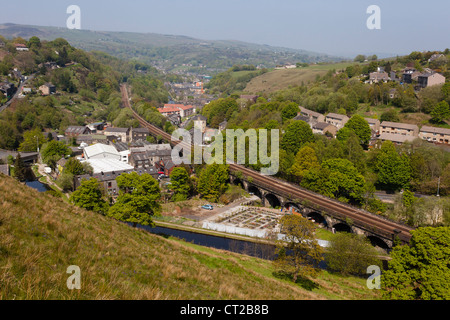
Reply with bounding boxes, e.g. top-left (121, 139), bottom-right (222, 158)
top-left (121, 84), bottom-right (414, 249)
